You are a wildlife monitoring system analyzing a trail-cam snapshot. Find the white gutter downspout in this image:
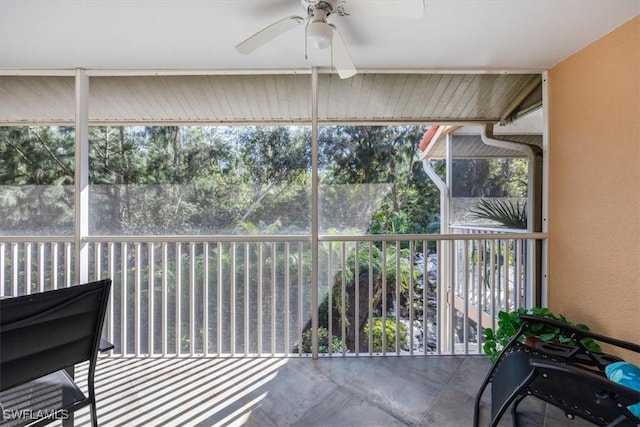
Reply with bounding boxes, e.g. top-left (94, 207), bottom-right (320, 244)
top-left (480, 124), bottom-right (536, 232)
top-left (480, 123), bottom-right (543, 307)
top-left (419, 126), bottom-right (452, 353)
top-left (419, 127), bottom-right (449, 234)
